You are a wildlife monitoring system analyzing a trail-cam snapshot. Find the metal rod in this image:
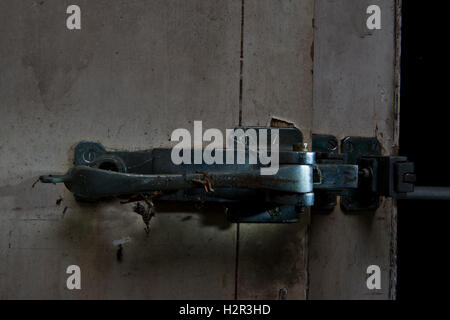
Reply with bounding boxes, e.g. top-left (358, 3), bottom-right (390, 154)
top-left (398, 186), bottom-right (450, 200)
